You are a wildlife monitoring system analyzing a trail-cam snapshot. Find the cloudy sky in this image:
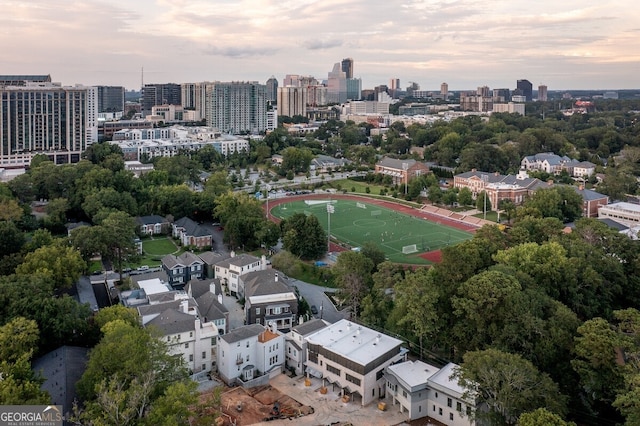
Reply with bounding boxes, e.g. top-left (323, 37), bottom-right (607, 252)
top-left (2, 0), bottom-right (639, 91)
